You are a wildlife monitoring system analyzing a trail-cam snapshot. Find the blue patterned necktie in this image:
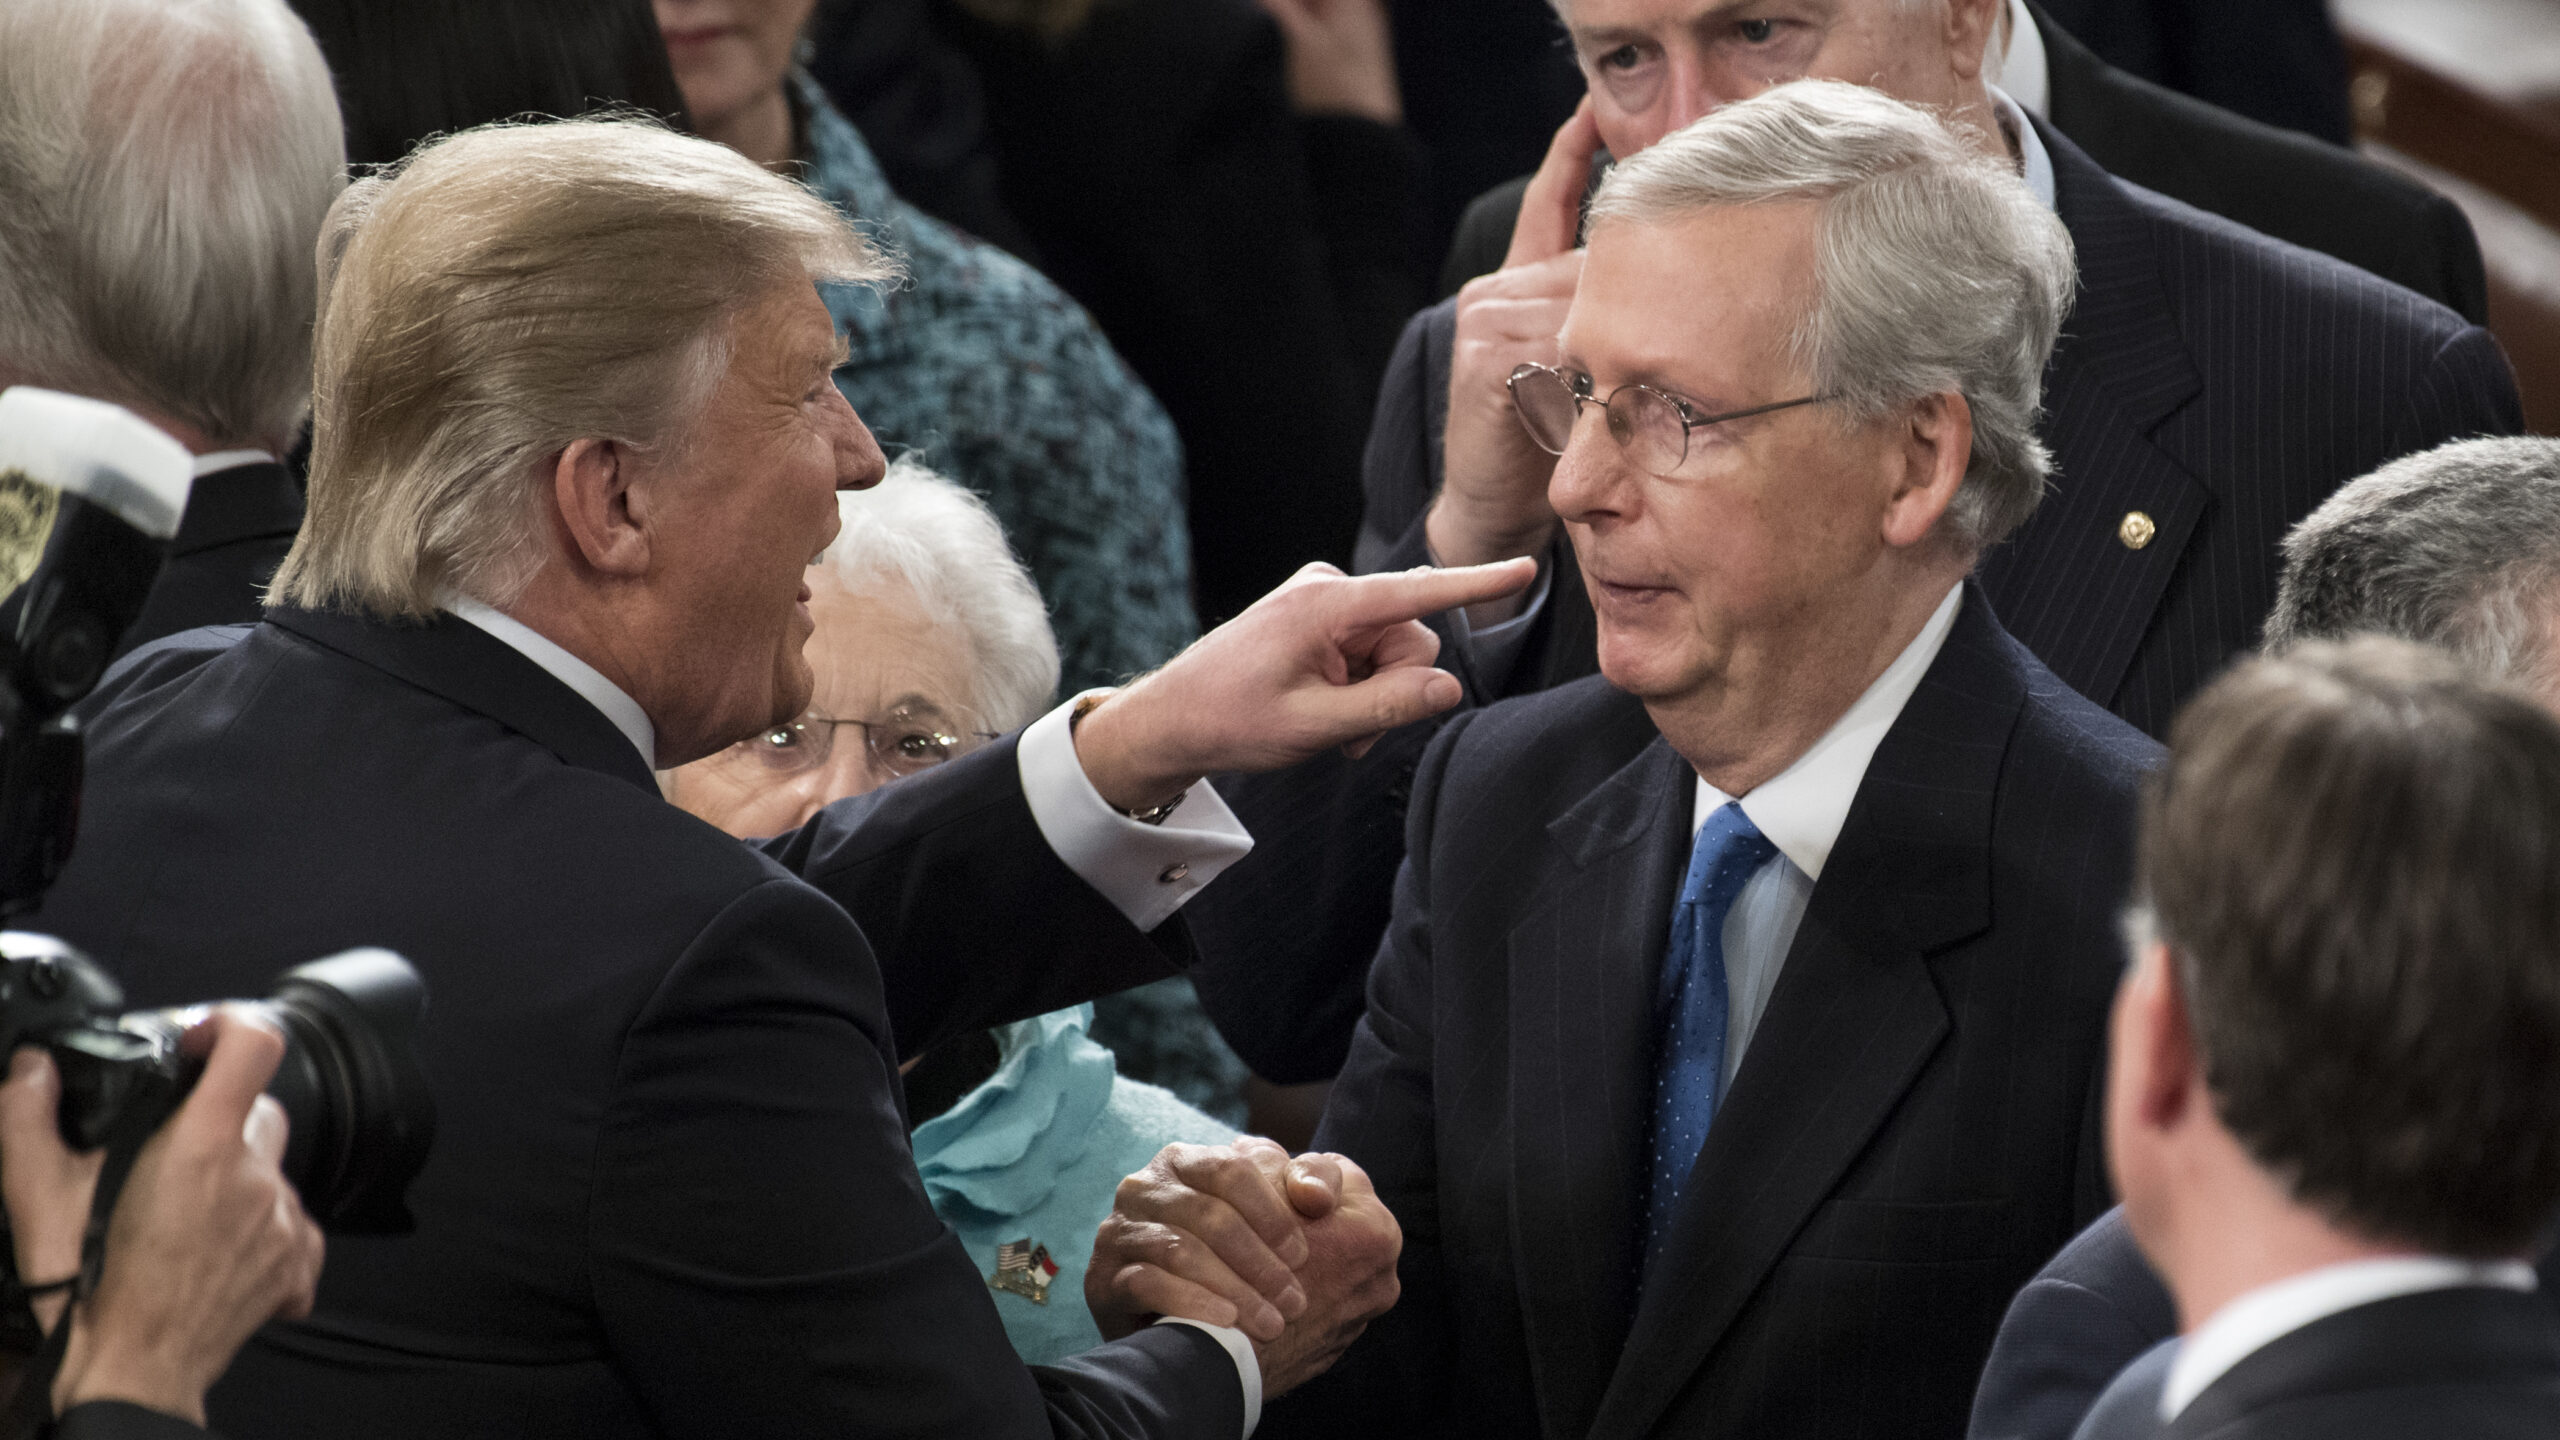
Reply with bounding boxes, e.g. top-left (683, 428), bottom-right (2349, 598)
top-left (1644, 801), bottom-right (1777, 1273)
